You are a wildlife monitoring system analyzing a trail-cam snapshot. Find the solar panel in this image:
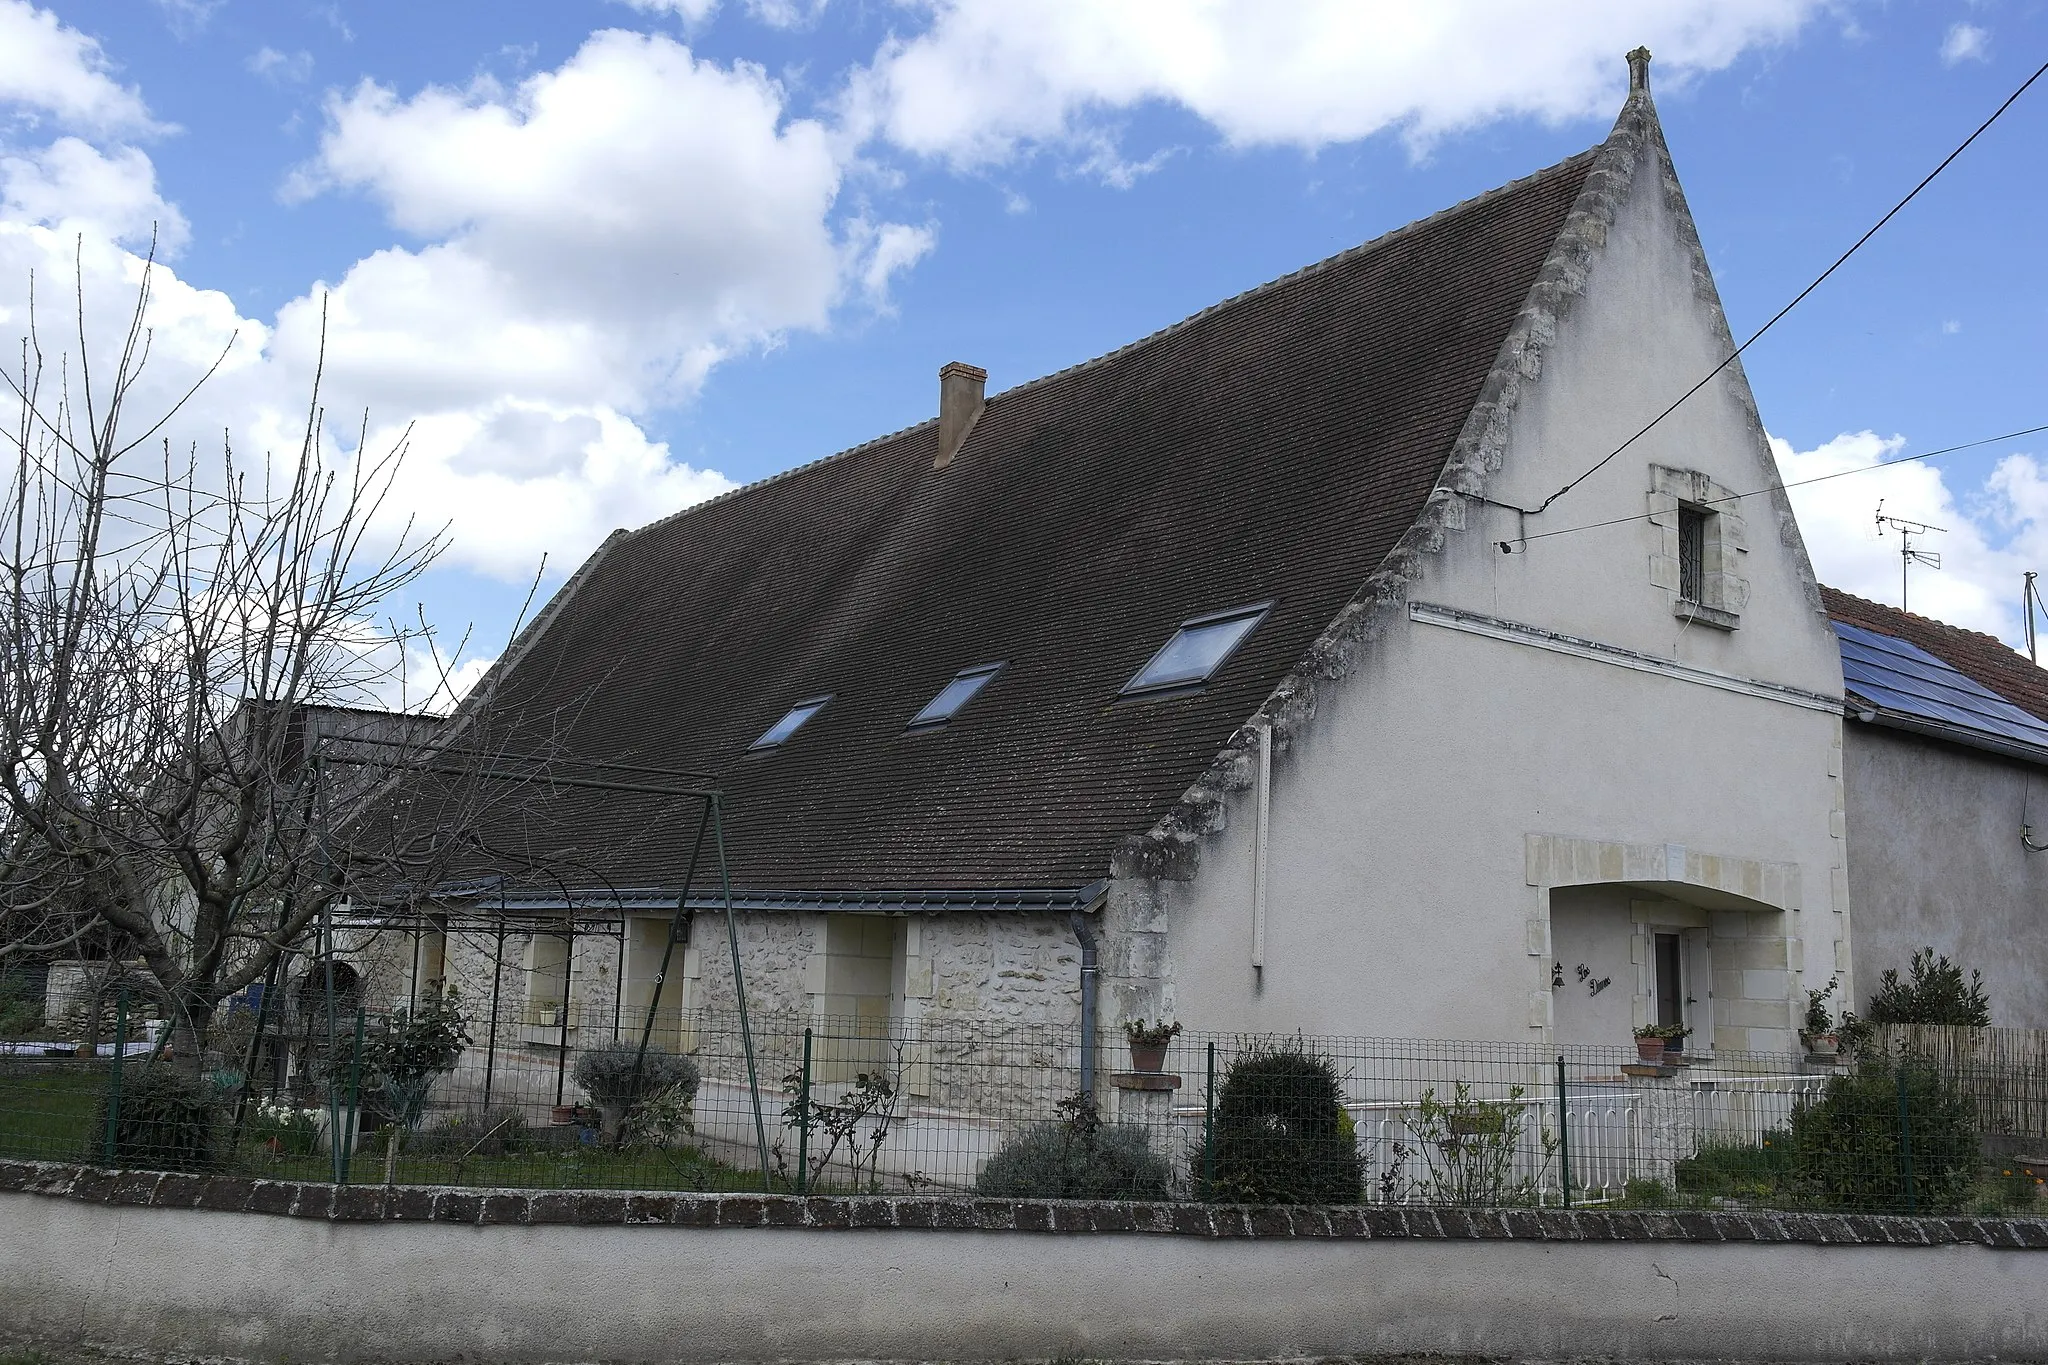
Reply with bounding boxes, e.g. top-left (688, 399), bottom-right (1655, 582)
top-left (1834, 621), bottom-right (2048, 750)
